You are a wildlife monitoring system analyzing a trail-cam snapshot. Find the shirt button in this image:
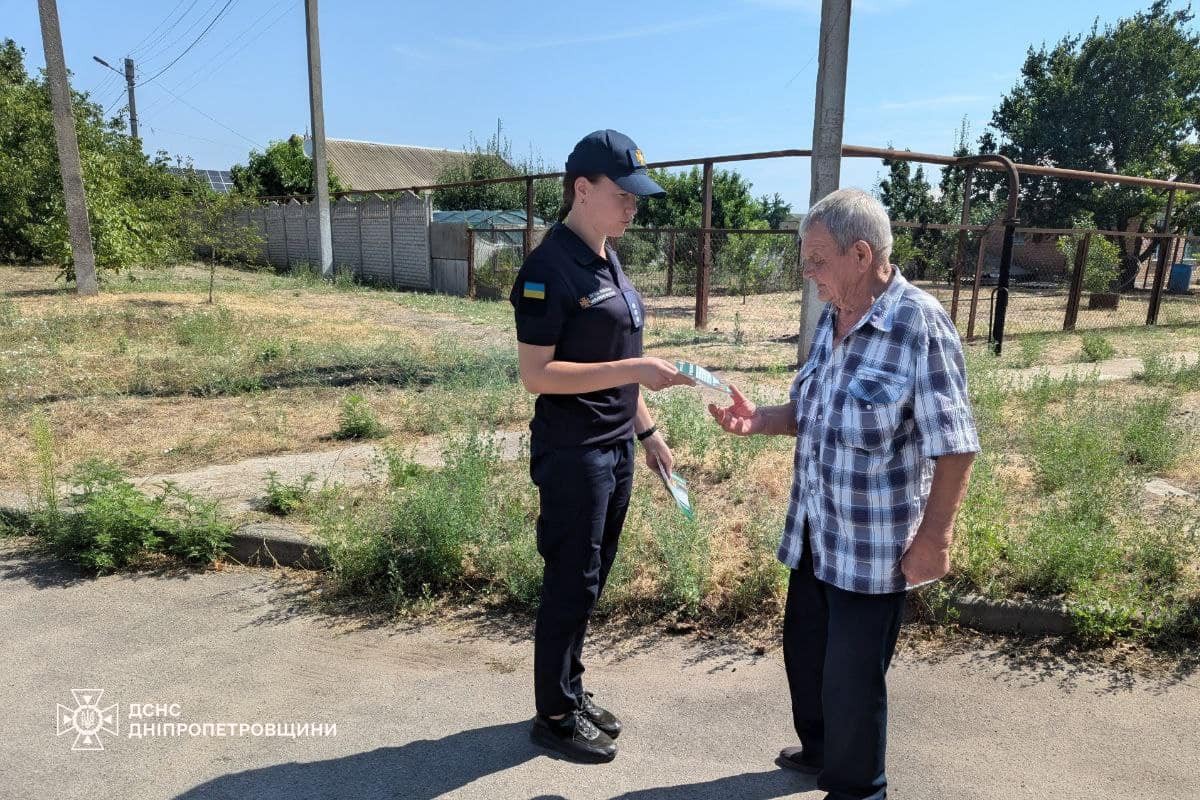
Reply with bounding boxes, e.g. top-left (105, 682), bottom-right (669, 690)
top-left (865, 403), bottom-right (874, 410)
